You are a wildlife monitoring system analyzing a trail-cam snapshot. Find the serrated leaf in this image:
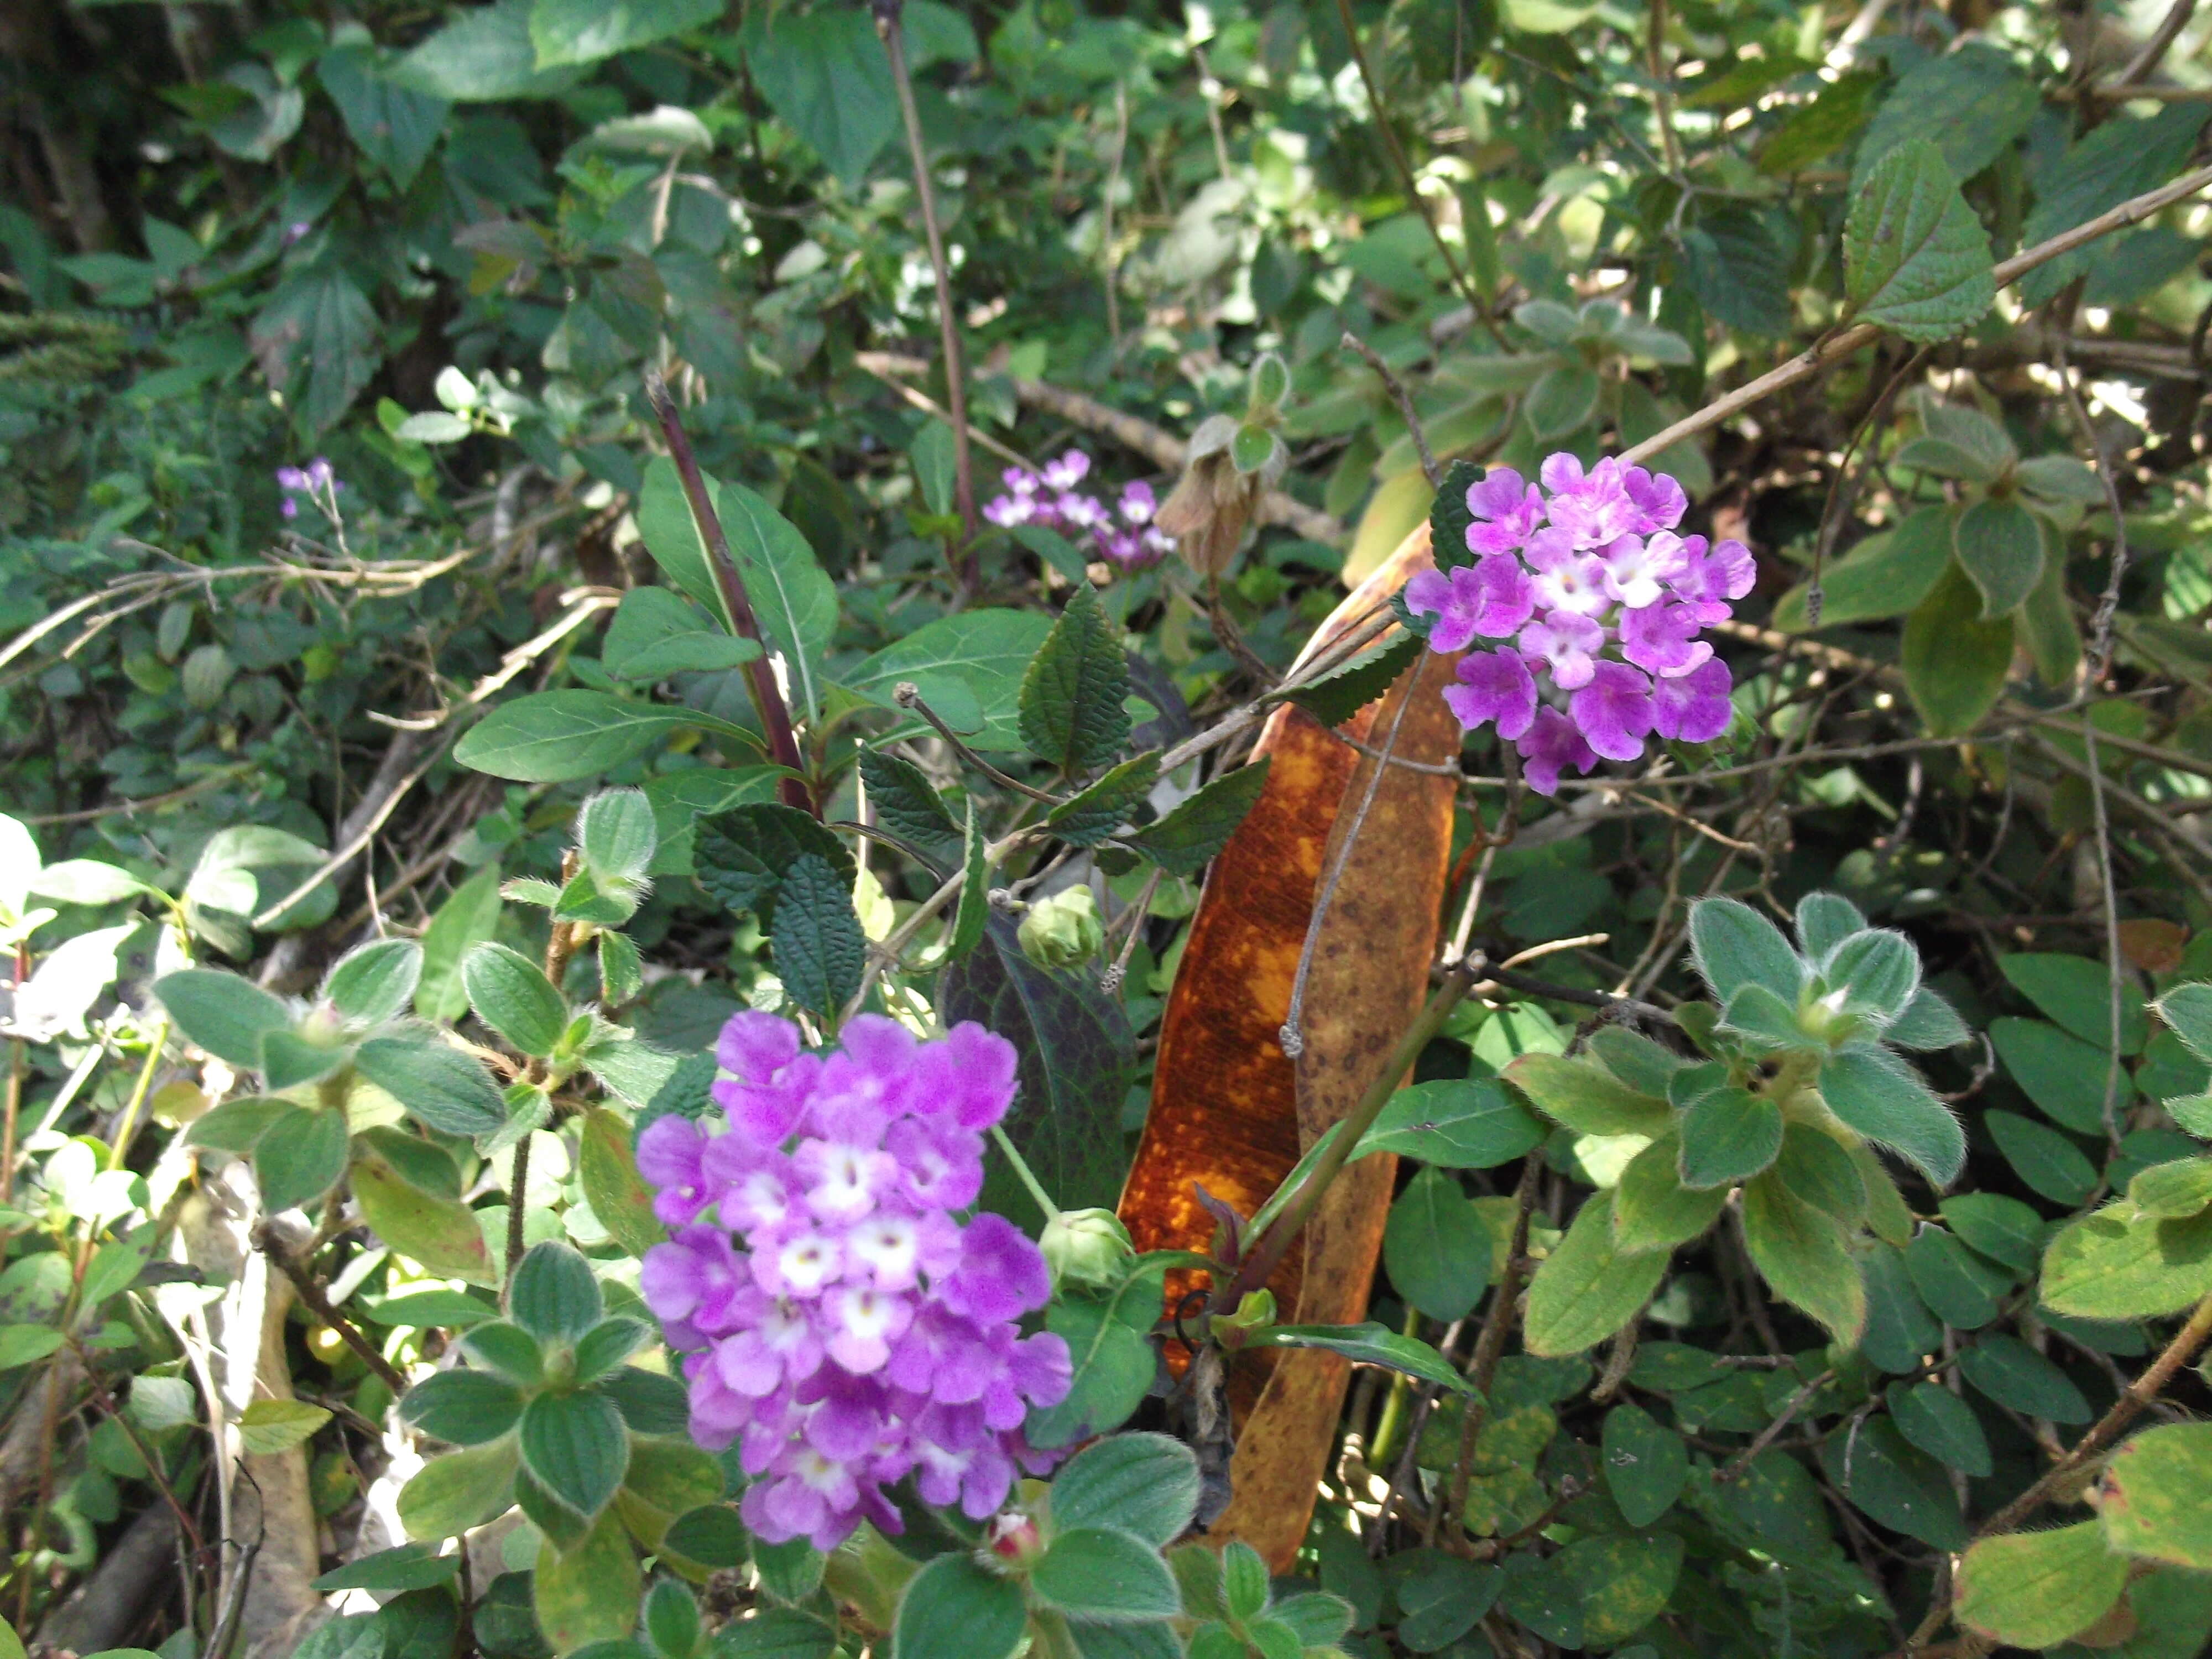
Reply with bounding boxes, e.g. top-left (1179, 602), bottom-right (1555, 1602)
top-left (1119, 758), bottom-right (1271, 877)
top-left (1285, 632), bottom-right (1427, 727)
top-left (1844, 139), bottom-right (1995, 343)
top-left (1019, 582), bottom-right (1130, 775)
top-left (770, 853), bottom-right (865, 1021)
top-left (857, 748), bottom-right (964, 874)
top-left (1048, 752), bottom-right (1162, 848)
top-left (692, 804), bottom-right (854, 926)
